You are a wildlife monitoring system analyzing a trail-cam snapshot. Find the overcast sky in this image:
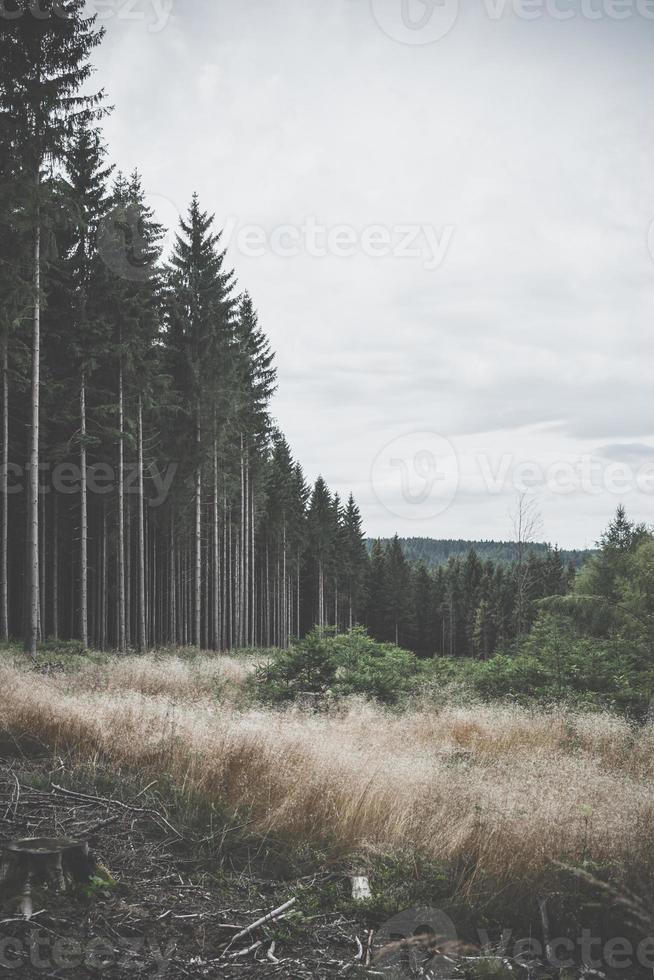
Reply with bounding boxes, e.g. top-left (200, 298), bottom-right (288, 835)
top-left (90, 0), bottom-right (654, 548)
